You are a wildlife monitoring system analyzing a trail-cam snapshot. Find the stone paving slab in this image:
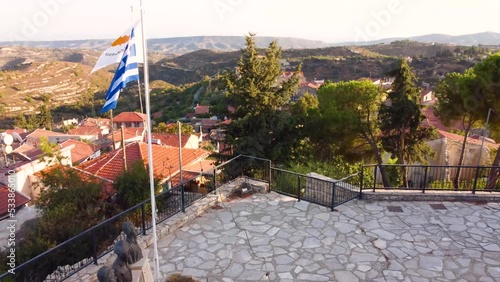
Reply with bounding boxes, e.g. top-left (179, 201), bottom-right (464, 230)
top-left (150, 192), bottom-right (500, 281)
